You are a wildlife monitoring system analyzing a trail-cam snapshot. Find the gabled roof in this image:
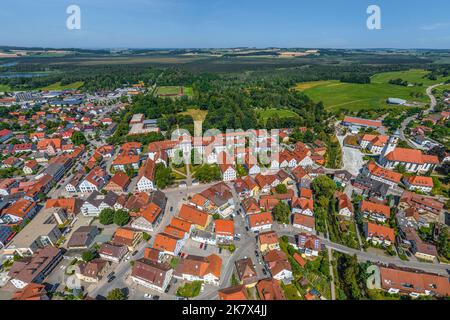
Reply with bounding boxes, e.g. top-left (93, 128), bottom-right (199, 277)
top-left (367, 161), bottom-right (402, 183)
top-left (218, 285), bottom-right (248, 300)
top-left (385, 148), bottom-right (439, 165)
top-left (175, 254), bottom-right (222, 279)
top-left (256, 278), bottom-right (286, 300)
top-left (360, 200), bottom-right (390, 218)
top-left (178, 204), bottom-right (209, 228)
top-left (248, 212), bottom-right (273, 228)
top-left (404, 176), bottom-right (434, 188)
top-left (365, 222), bottom-right (395, 241)
top-left (107, 172), bottom-right (131, 189)
top-left (215, 219), bottom-right (234, 236)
